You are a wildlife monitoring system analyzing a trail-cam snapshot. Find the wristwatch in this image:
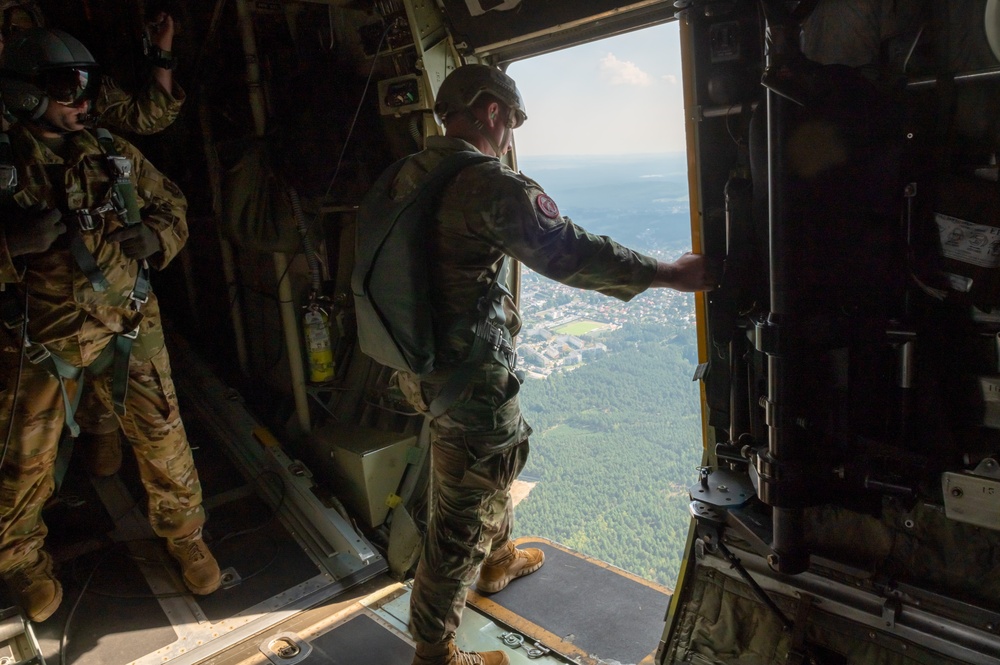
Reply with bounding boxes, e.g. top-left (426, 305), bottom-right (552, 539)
top-left (146, 47), bottom-right (177, 70)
